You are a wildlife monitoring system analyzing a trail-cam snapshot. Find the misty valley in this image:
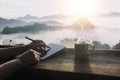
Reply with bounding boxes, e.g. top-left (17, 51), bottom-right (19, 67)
top-left (0, 14), bottom-right (120, 49)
